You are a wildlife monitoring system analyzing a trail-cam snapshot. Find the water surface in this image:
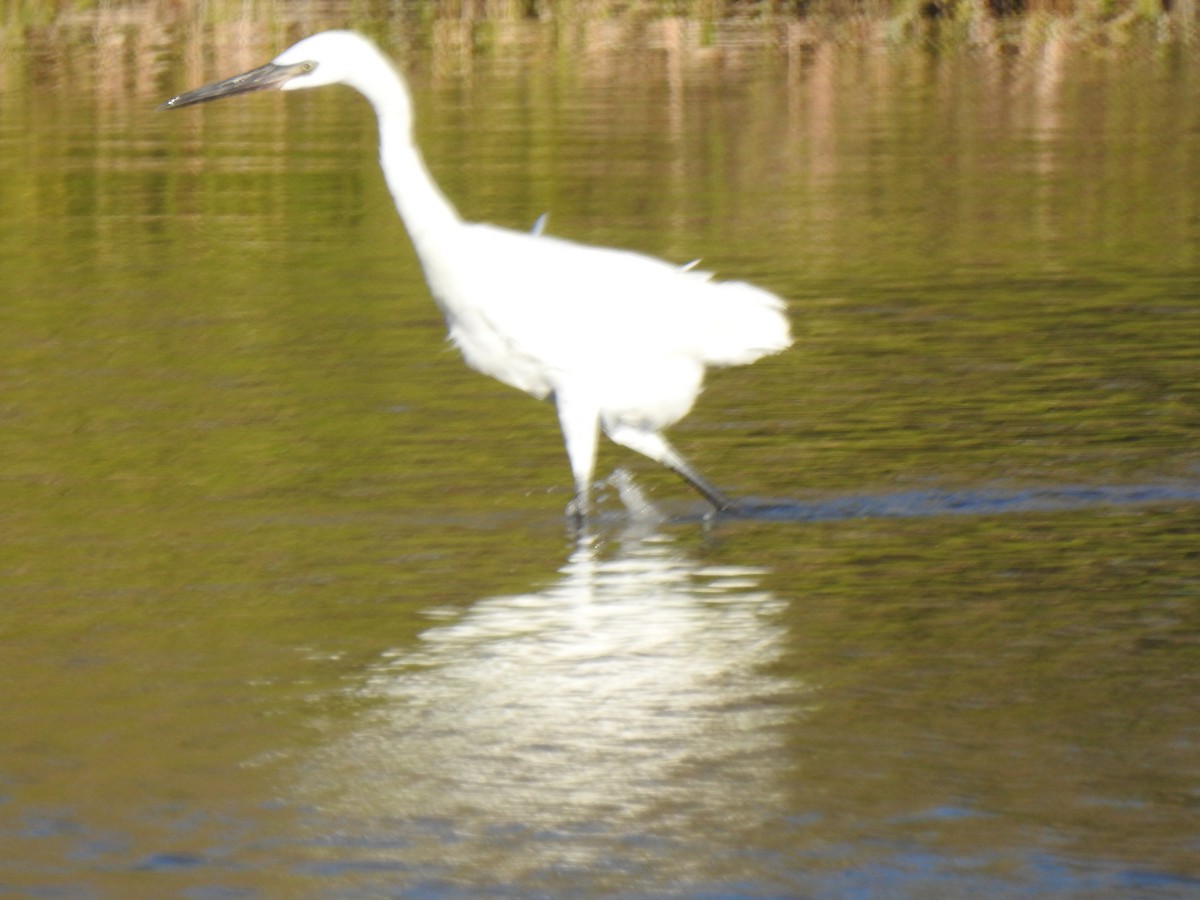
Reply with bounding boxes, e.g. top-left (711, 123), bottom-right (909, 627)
top-left (1, 15), bottom-right (1199, 897)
